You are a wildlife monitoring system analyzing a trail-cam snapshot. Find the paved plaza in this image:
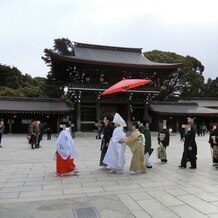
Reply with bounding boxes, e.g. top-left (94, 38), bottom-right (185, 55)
top-left (0, 132), bottom-right (218, 217)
